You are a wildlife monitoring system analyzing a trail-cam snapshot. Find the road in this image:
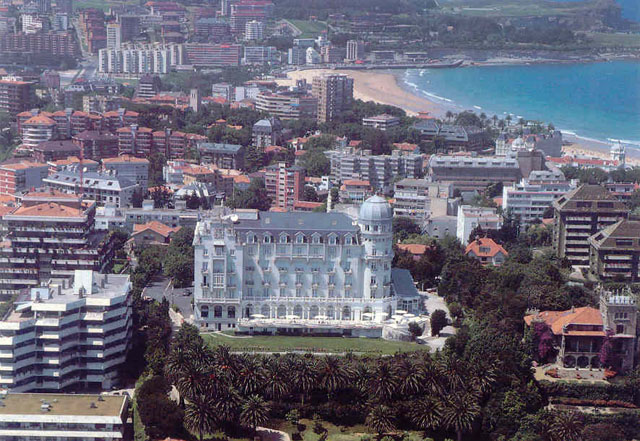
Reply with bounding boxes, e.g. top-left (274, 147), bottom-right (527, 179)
top-left (143, 275), bottom-right (194, 323)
